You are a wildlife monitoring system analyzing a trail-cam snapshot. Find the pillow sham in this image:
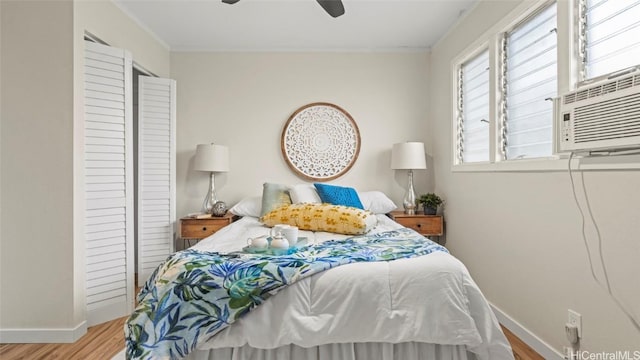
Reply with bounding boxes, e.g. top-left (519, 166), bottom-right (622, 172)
top-left (289, 183), bottom-right (322, 204)
top-left (260, 182), bottom-right (292, 217)
top-left (313, 183), bottom-right (364, 209)
top-left (260, 203), bottom-right (377, 235)
top-left (229, 196), bottom-right (262, 218)
top-left (359, 191), bottom-right (397, 214)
